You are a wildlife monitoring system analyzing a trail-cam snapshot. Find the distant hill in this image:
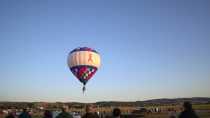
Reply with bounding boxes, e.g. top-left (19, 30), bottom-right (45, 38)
top-left (141, 97), bottom-right (210, 105)
top-left (0, 97), bottom-right (210, 108)
top-left (96, 97), bottom-right (210, 107)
